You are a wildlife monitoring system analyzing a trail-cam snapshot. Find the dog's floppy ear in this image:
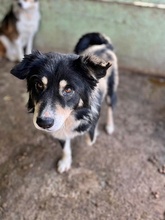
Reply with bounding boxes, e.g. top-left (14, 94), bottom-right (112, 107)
top-left (10, 50), bottom-right (43, 80)
top-left (77, 54), bottom-right (112, 80)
